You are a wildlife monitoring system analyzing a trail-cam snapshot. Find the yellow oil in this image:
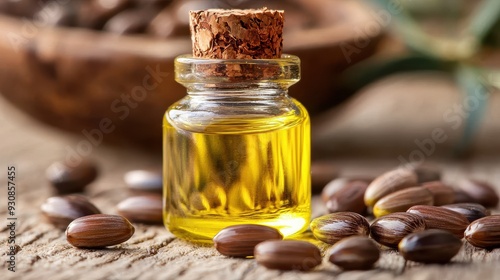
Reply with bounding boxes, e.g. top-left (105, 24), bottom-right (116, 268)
top-left (163, 100), bottom-right (311, 243)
